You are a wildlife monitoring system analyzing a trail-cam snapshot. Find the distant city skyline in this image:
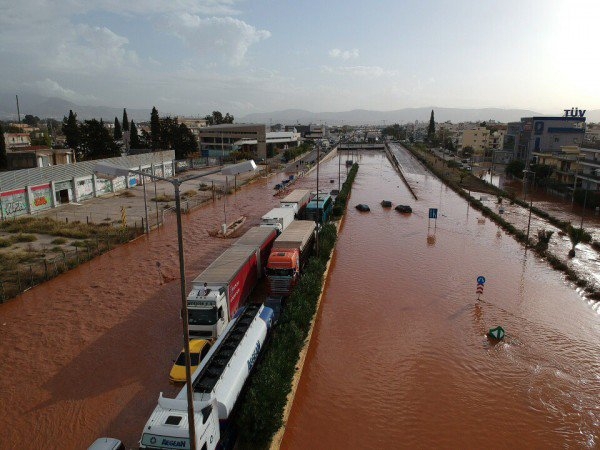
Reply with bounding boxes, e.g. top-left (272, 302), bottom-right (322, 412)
top-left (1, 0), bottom-right (599, 117)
